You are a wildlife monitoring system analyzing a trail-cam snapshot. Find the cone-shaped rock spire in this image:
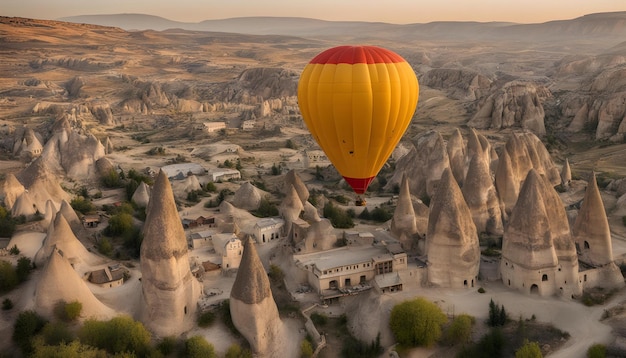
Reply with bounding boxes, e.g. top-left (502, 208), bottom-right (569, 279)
top-left (390, 173), bottom-right (419, 250)
top-left (230, 238), bottom-right (284, 356)
top-left (426, 168), bottom-right (480, 288)
top-left (462, 150), bottom-right (503, 236)
top-left (561, 158), bottom-right (572, 188)
top-left (231, 182), bottom-right (262, 211)
top-left (131, 181), bottom-right (151, 208)
top-left (447, 128), bottom-right (466, 186)
top-left (139, 170), bottom-right (201, 336)
top-left (573, 172), bottom-right (613, 266)
top-left (35, 249), bottom-right (115, 320)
